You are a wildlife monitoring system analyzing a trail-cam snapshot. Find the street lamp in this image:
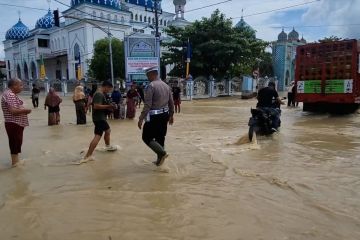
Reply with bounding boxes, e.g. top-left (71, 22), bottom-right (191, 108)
top-left (108, 24), bottom-right (114, 86)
